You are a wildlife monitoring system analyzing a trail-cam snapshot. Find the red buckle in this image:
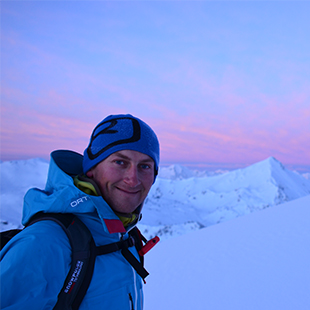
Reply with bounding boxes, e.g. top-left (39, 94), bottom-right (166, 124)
top-left (138, 236), bottom-right (160, 256)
